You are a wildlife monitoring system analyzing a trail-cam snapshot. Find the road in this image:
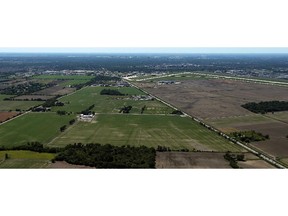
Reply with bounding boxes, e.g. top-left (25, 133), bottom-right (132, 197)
top-left (126, 78), bottom-right (287, 169)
